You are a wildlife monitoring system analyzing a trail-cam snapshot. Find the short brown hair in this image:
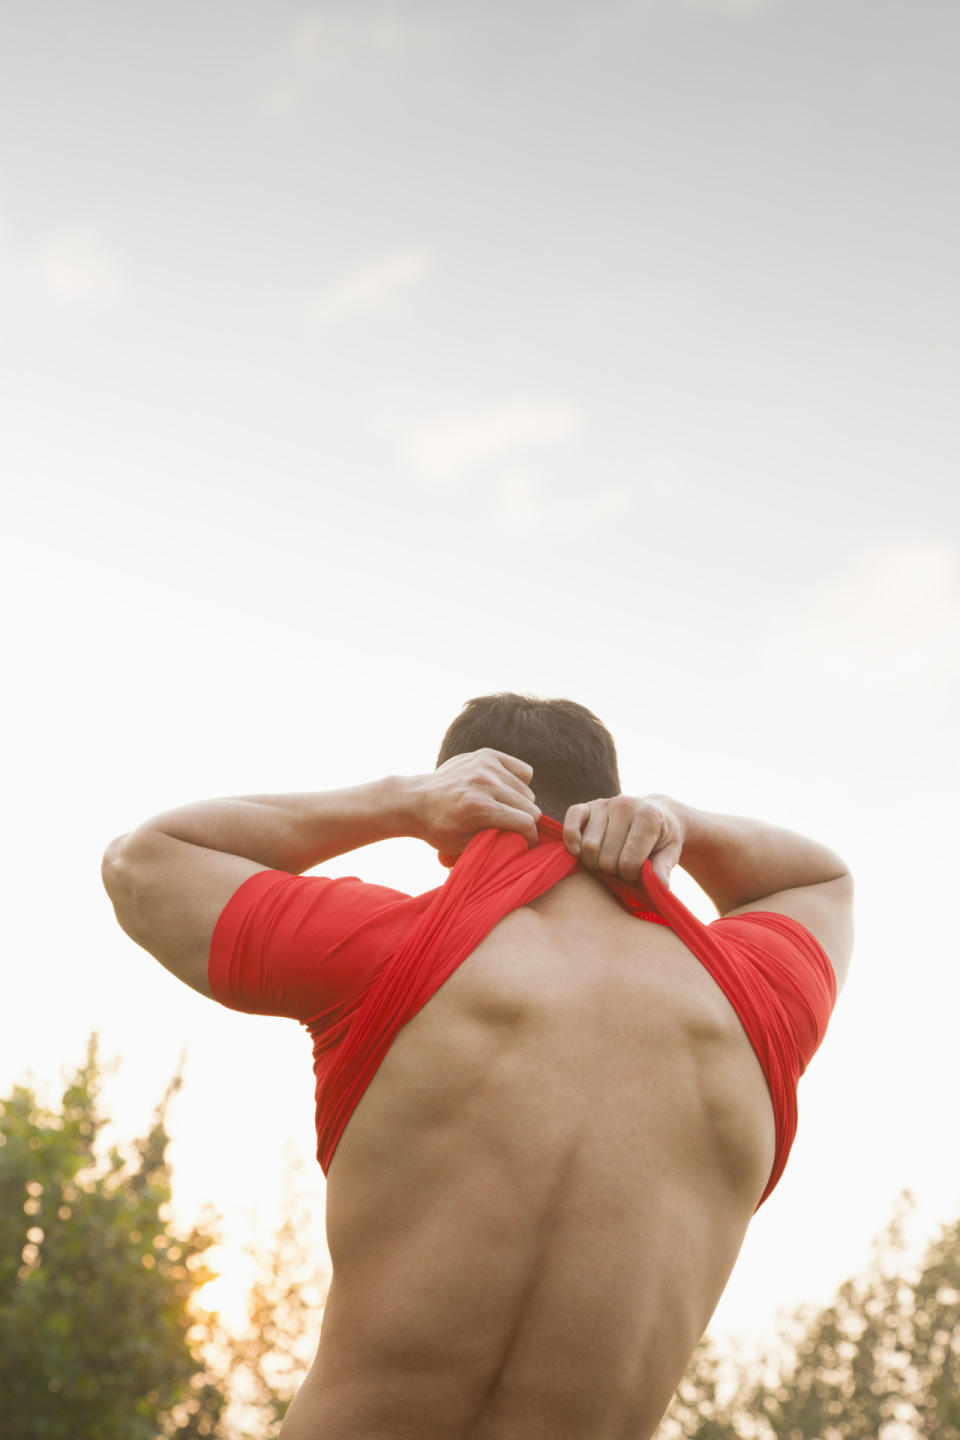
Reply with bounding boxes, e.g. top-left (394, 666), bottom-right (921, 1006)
top-left (436, 693), bottom-right (621, 821)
